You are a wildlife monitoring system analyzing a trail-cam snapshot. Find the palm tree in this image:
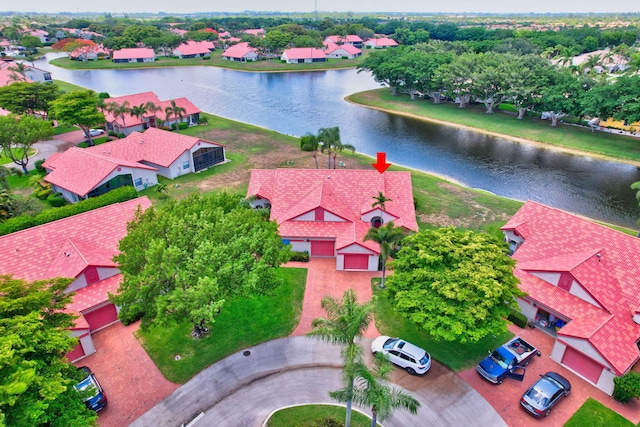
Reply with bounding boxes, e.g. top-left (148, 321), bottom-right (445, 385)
top-left (308, 289), bottom-right (373, 427)
top-left (363, 222), bottom-right (405, 289)
top-left (371, 191), bottom-right (392, 211)
top-left (318, 126), bottom-right (355, 169)
top-left (144, 101), bottom-right (162, 127)
top-left (349, 352), bottom-right (420, 427)
top-left (164, 100), bottom-right (187, 130)
top-left (130, 103), bottom-right (151, 128)
top-left (107, 101), bottom-right (131, 136)
top-left (7, 62), bottom-right (27, 82)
